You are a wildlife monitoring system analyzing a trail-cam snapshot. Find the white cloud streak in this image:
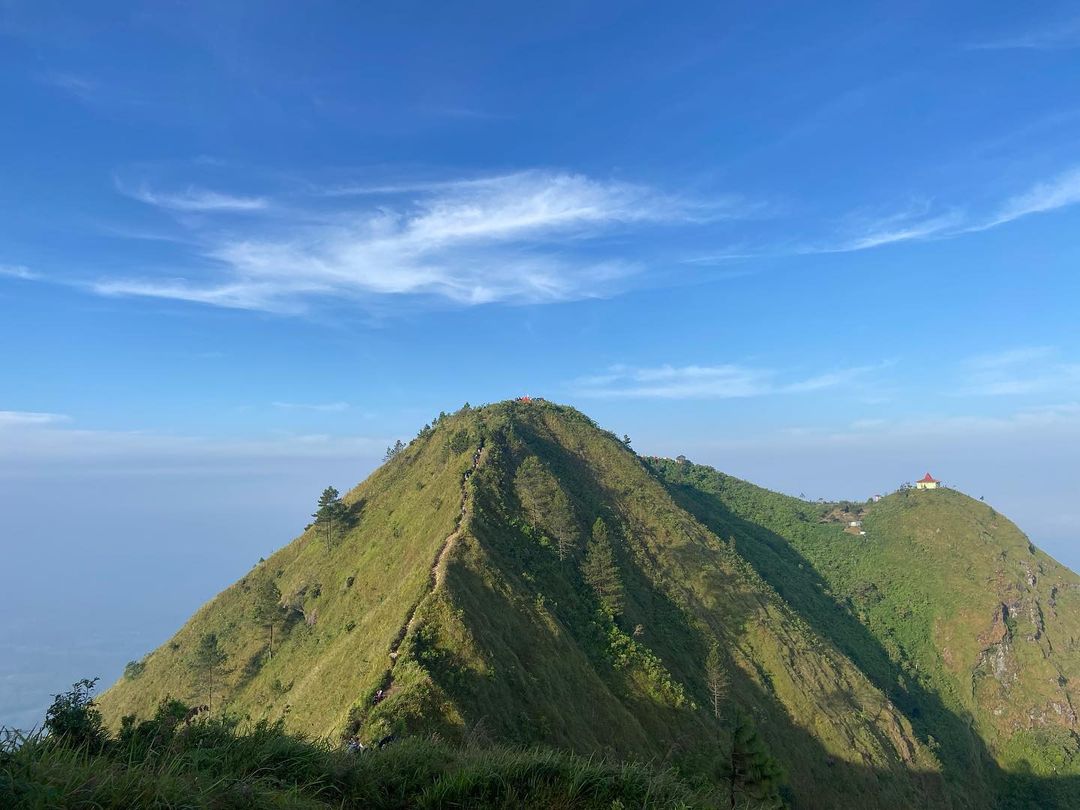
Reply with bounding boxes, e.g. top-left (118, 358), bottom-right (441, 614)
top-left (689, 164), bottom-right (1080, 265)
top-left (862, 166), bottom-right (1080, 240)
top-left (968, 166), bottom-right (1080, 231)
top-left (96, 171), bottom-right (722, 311)
top-left (573, 362), bottom-right (880, 399)
top-left (959, 347), bottom-right (1080, 396)
top-left (0, 411), bottom-right (69, 427)
top-left (0, 265), bottom-right (38, 280)
top-left (315, 173), bottom-right (528, 198)
top-left (828, 209), bottom-right (963, 252)
top-left (37, 72), bottom-right (101, 103)
top-left (969, 18), bottom-right (1080, 51)
top-left (85, 162), bottom-right (1080, 313)
top-left (120, 183), bottom-right (268, 212)
top-left (272, 401), bottom-right (350, 412)
top-left (686, 405), bottom-right (1080, 457)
